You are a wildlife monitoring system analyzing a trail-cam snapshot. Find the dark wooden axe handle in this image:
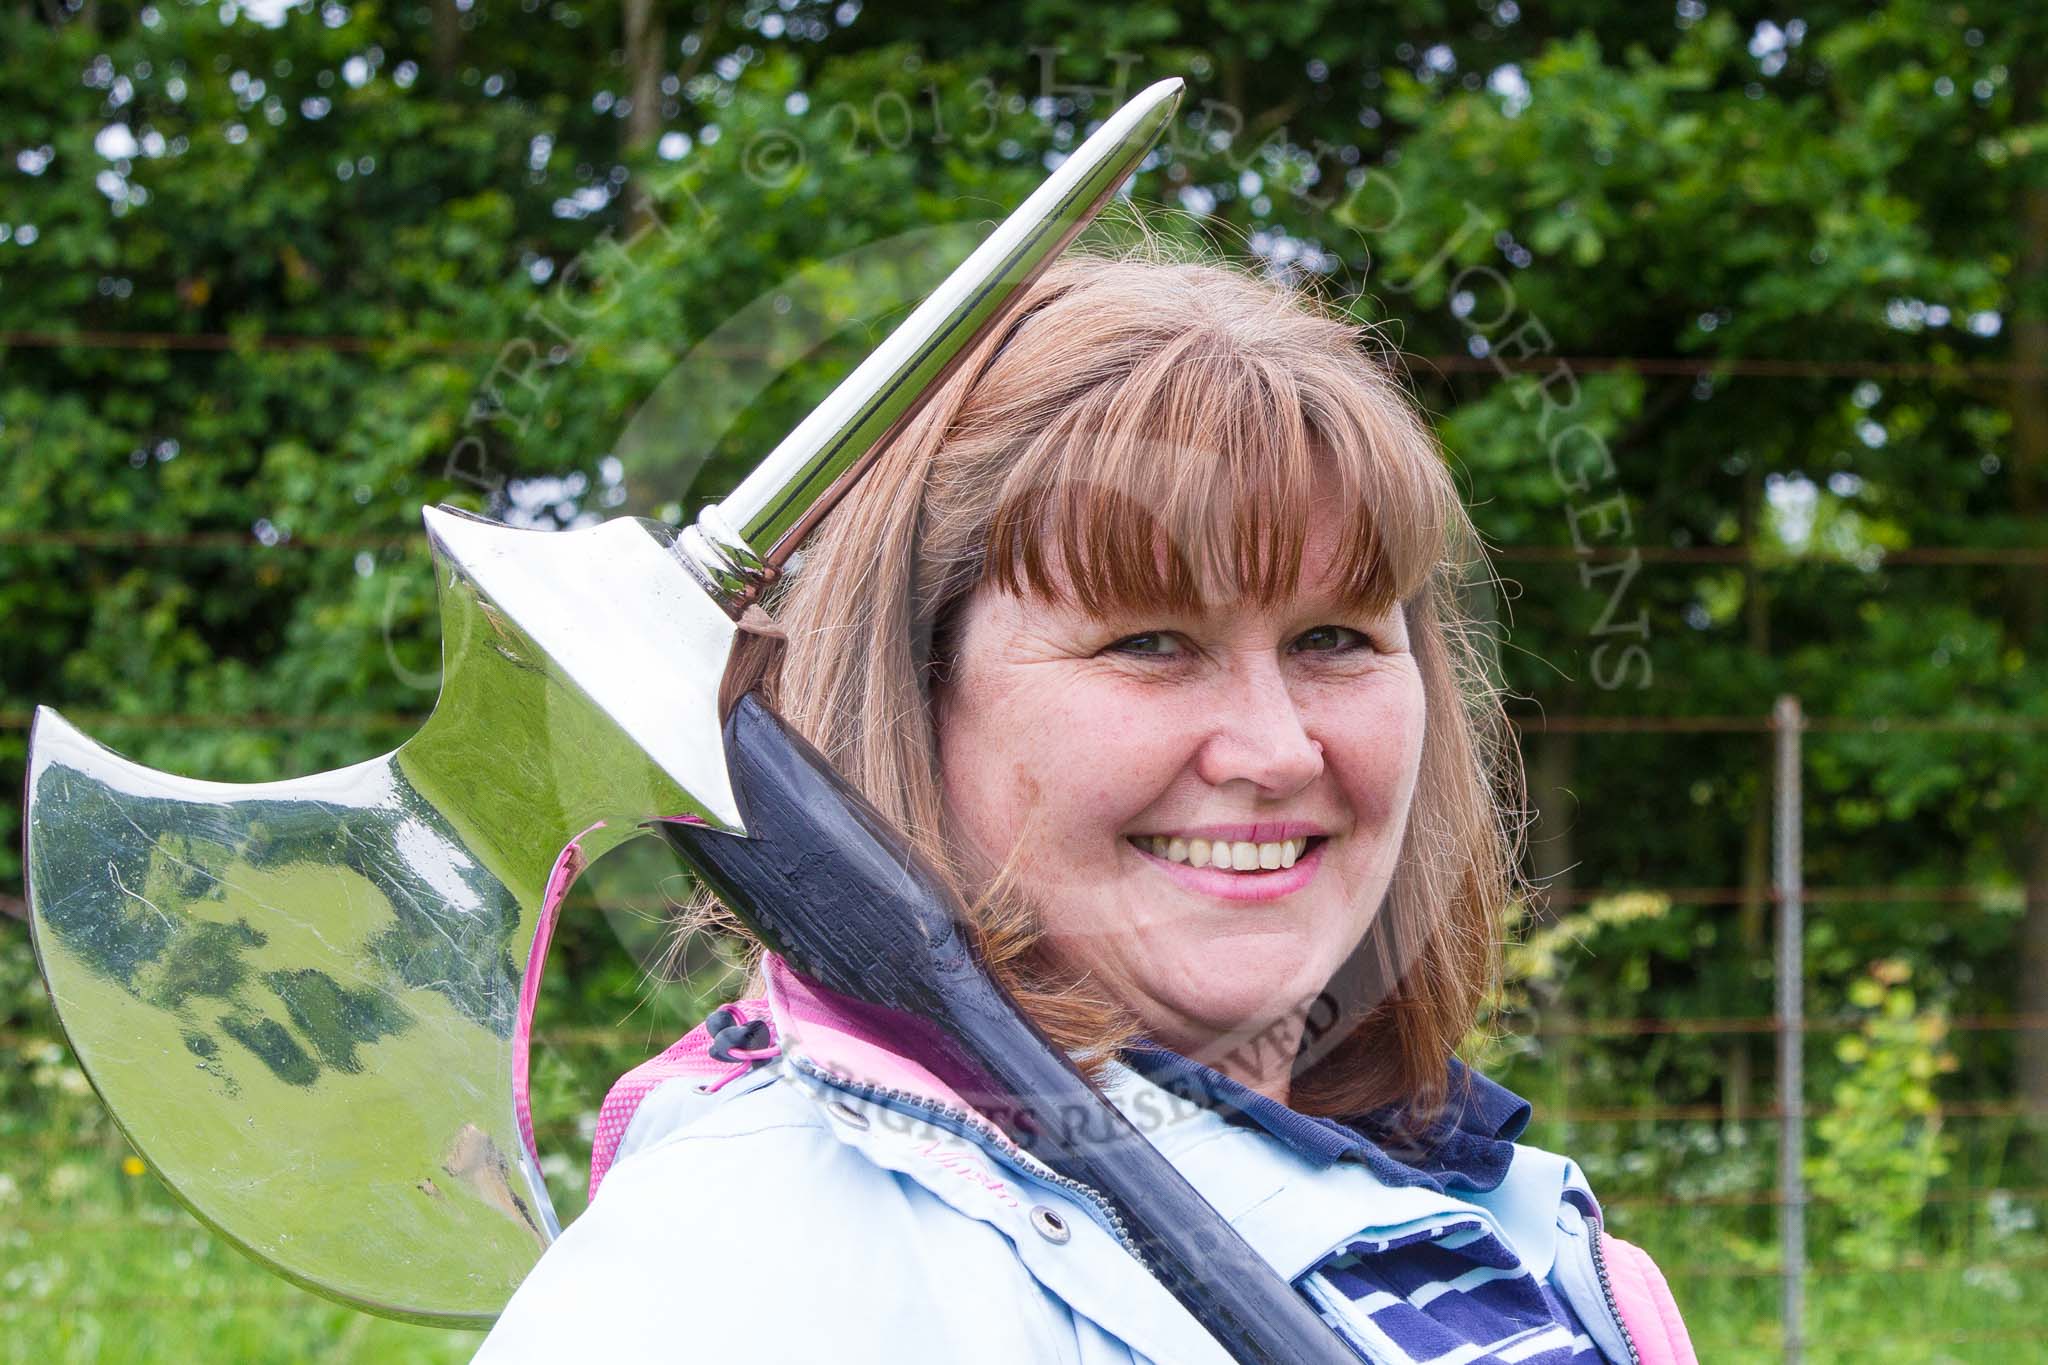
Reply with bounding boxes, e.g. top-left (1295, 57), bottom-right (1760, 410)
top-left (657, 692), bottom-right (1355, 1365)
